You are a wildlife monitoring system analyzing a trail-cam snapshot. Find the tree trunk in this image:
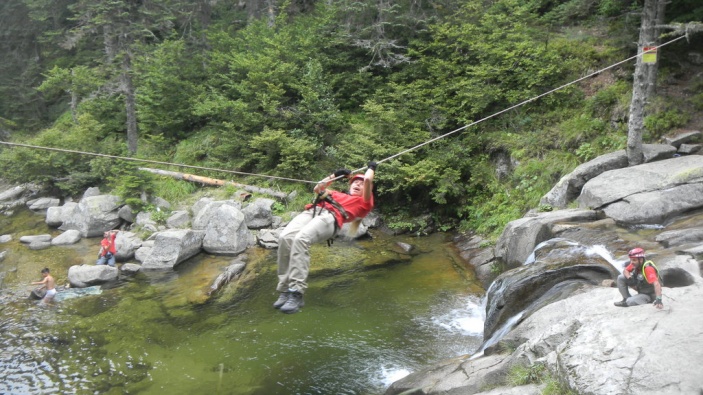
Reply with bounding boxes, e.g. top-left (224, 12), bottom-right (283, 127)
top-left (123, 54), bottom-right (138, 154)
top-left (138, 167), bottom-right (294, 202)
top-left (627, 0), bottom-right (664, 166)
